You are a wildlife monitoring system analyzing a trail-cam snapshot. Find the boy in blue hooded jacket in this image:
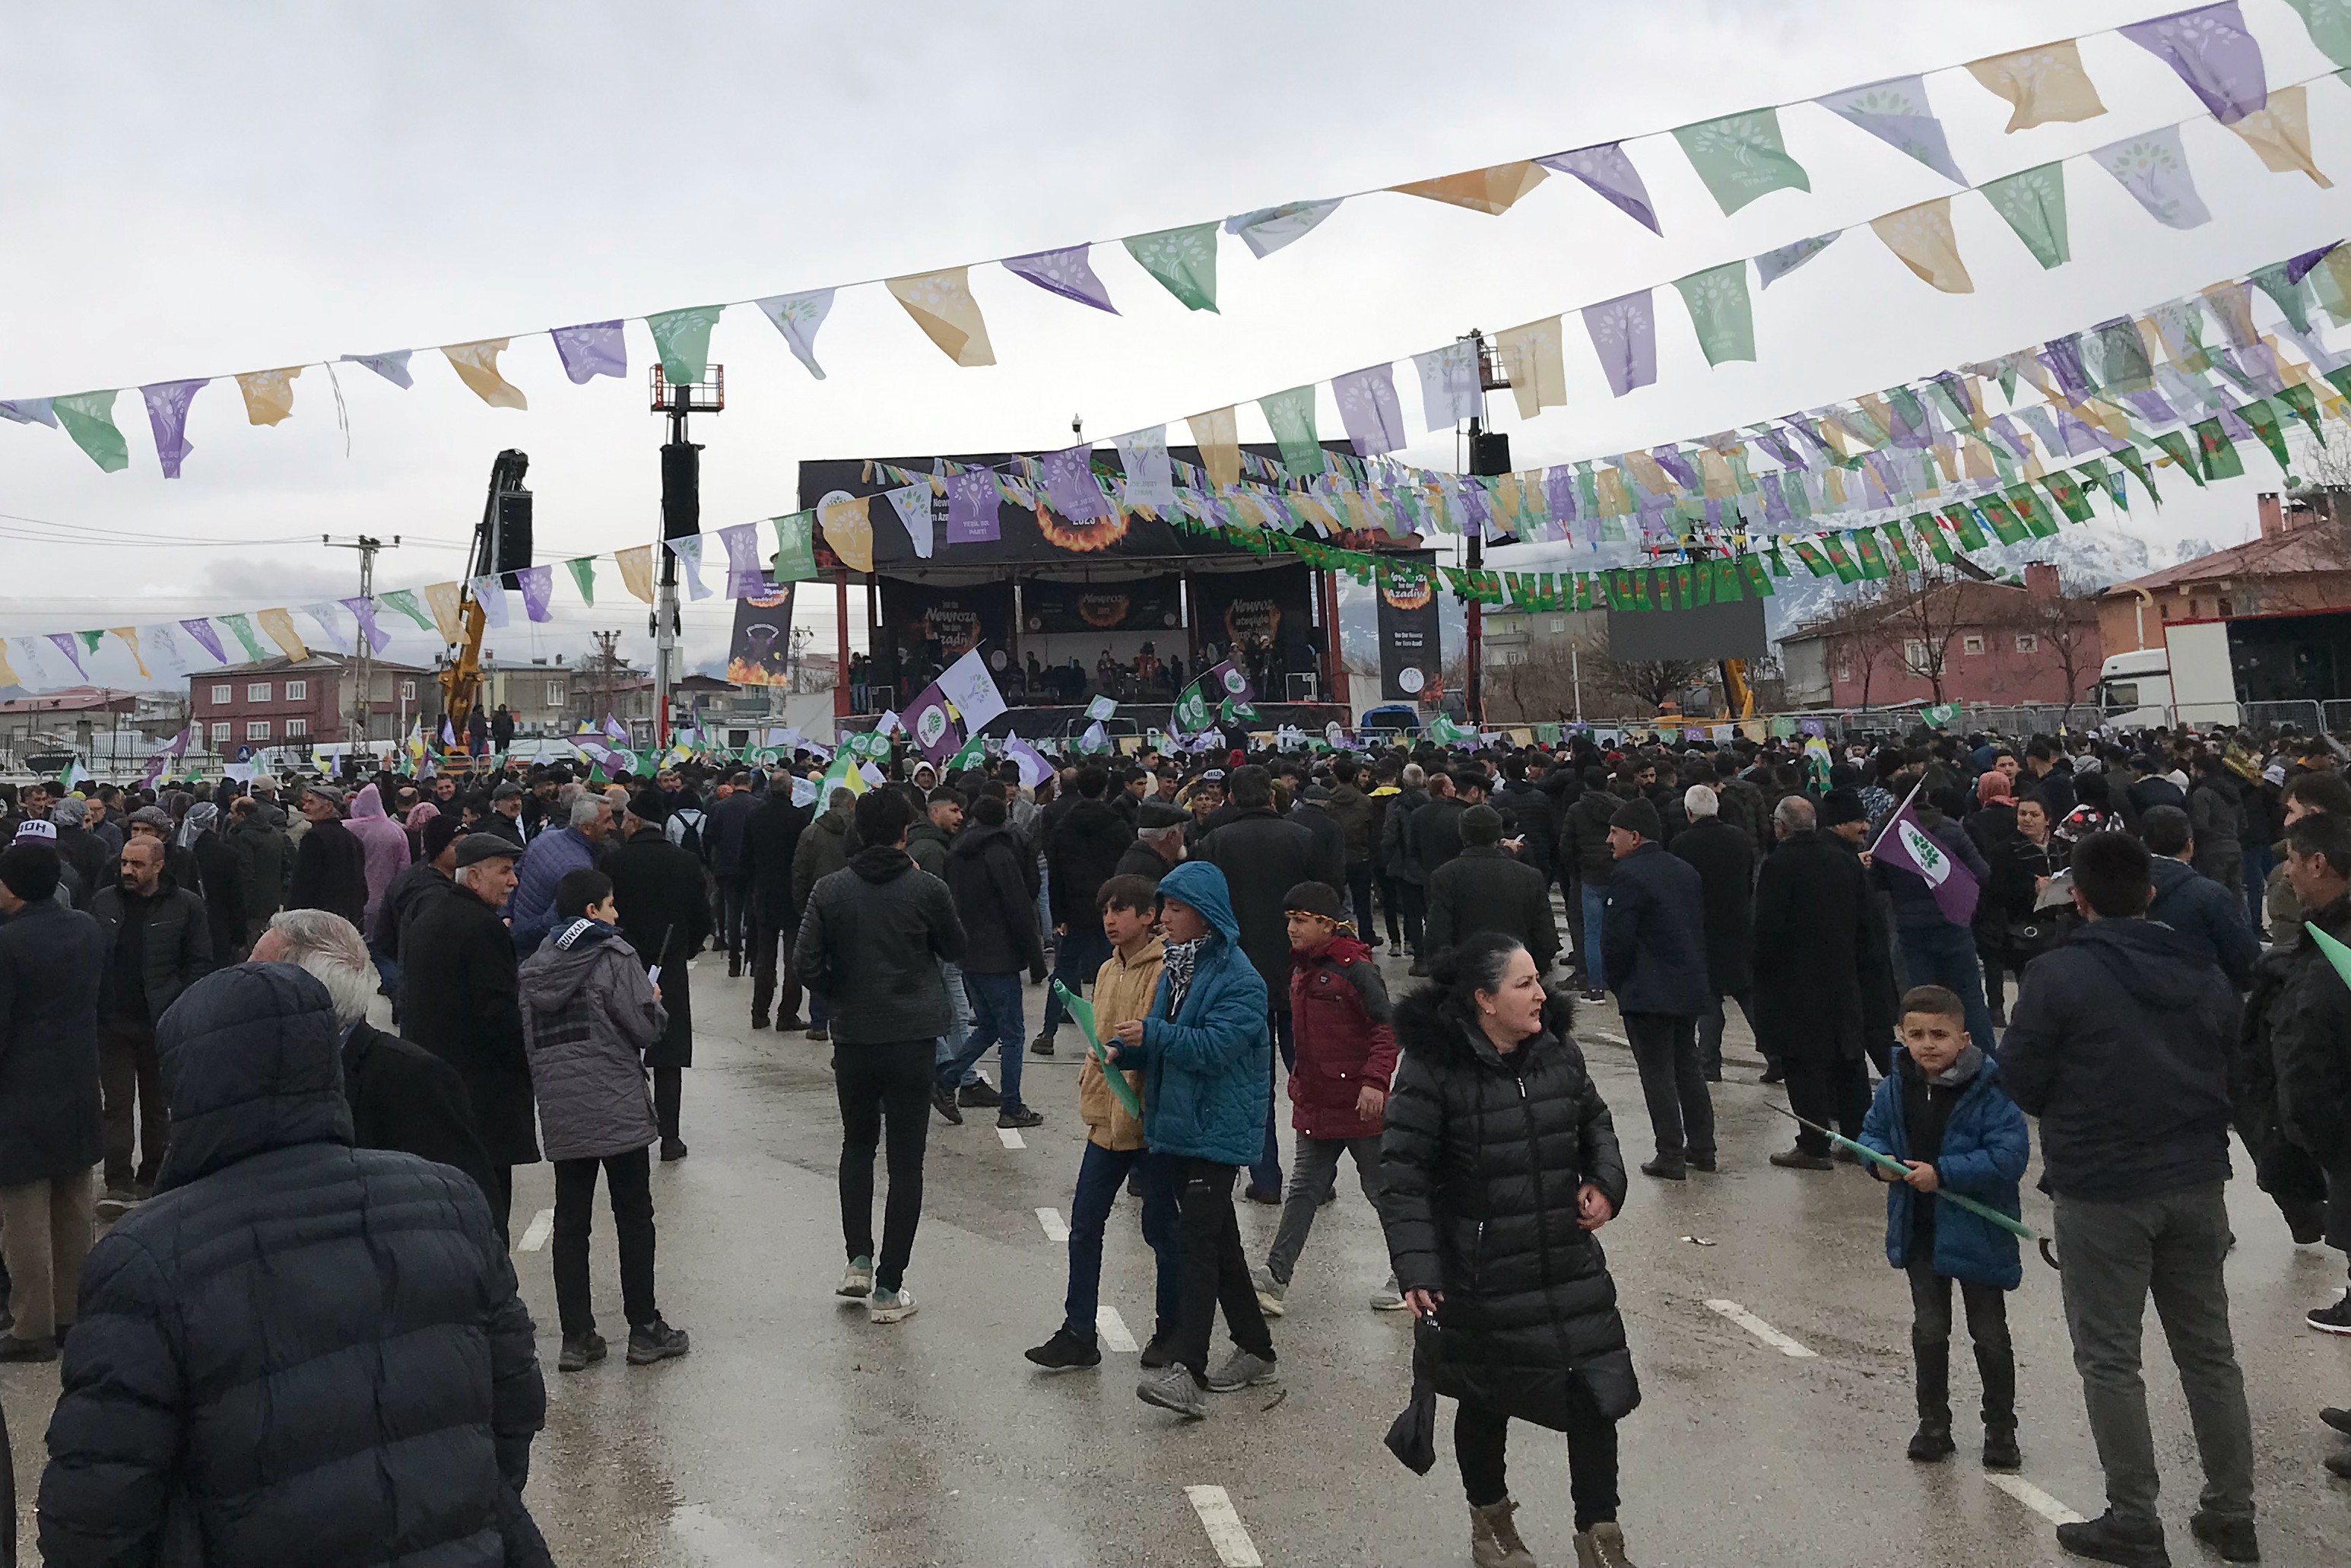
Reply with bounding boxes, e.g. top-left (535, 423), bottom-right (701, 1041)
top-left (1859, 983), bottom-right (2030, 1471)
top-left (1108, 860), bottom-right (1275, 1420)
